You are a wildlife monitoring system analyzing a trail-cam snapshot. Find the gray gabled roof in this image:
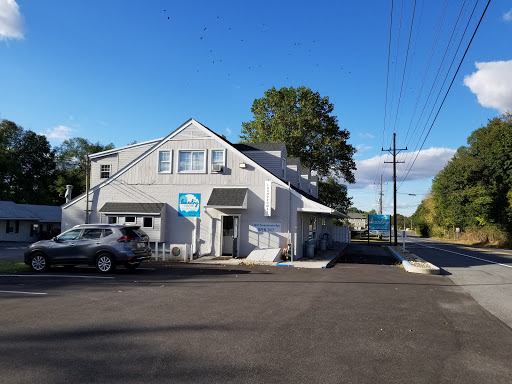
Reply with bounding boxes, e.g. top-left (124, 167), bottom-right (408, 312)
top-left (99, 202), bottom-right (165, 214)
top-left (0, 201), bottom-right (61, 222)
top-left (286, 157), bottom-right (301, 166)
top-left (348, 212), bottom-right (366, 219)
top-left (206, 188), bottom-right (248, 208)
top-left (232, 143), bottom-right (286, 152)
